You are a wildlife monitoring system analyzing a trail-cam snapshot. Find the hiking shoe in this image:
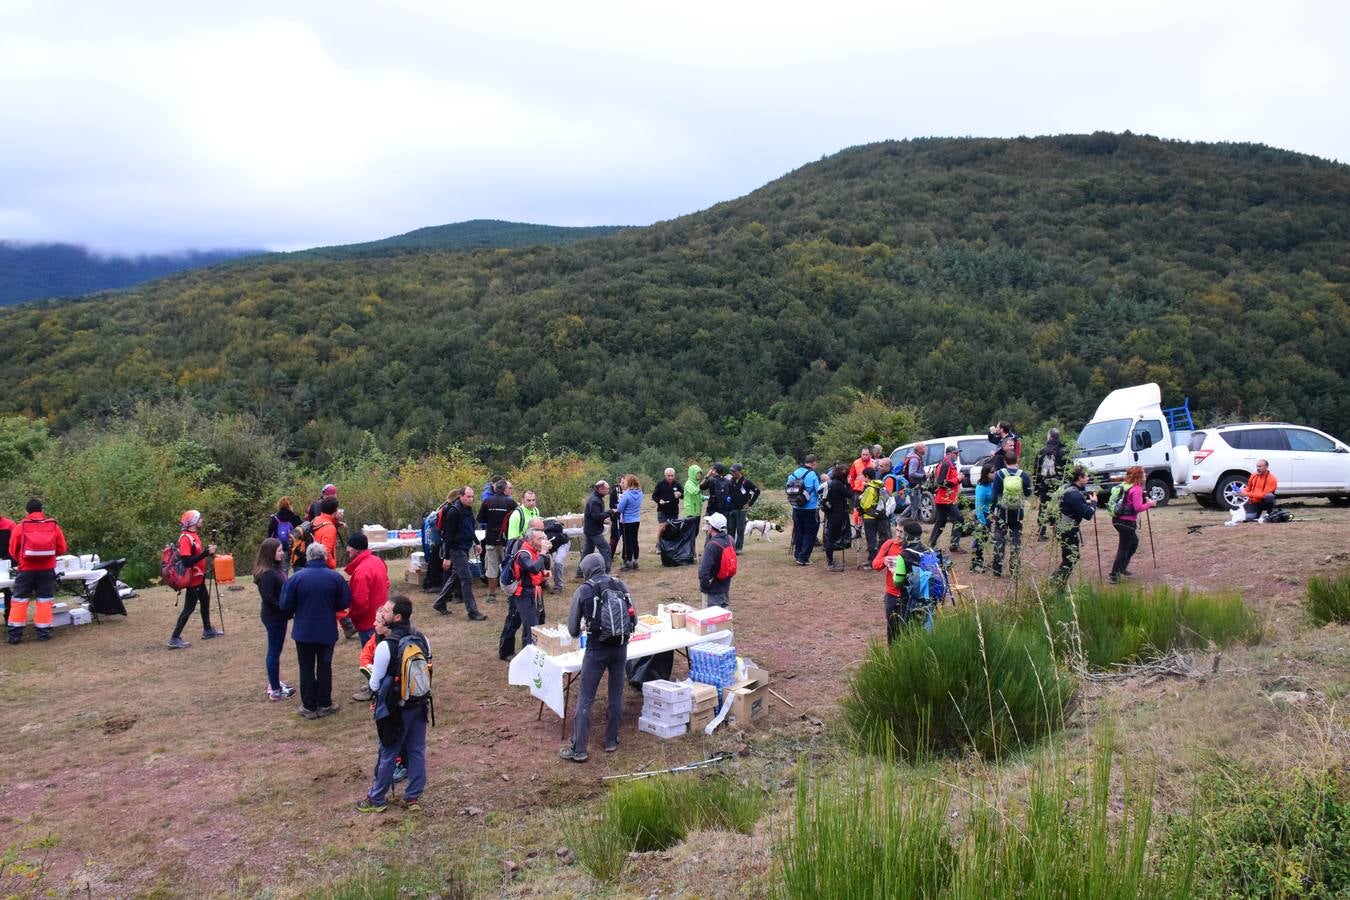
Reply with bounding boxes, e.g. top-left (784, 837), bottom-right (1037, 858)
top-left (267, 687), bottom-right (285, 702)
top-left (351, 685), bottom-right (373, 702)
top-left (355, 797), bottom-right (387, 813)
top-left (318, 704), bottom-right (340, 717)
top-left (559, 747), bottom-right (588, 763)
top-left (485, 593), bottom-right (498, 604)
top-left (201, 628), bottom-right (224, 640)
top-left (393, 764), bottom-right (407, 783)
top-left (970, 563), bottom-right (986, 574)
top-left (468, 612), bottom-right (487, 621)
top-left (402, 796), bottom-right (422, 811)
top-left (36, 629), bottom-right (52, 641)
top-left (1121, 569), bottom-right (1135, 577)
top-left (297, 706), bottom-right (320, 720)
top-left (1108, 574), bottom-right (1120, 584)
top-left (433, 604), bottom-right (451, 616)
top-left (949, 546), bottom-right (965, 554)
top-left (166, 636), bottom-right (191, 649)
top-left (279, 682), bottom-right (296, 698)
top-left (795, 559), bottom-right (810, 567)
top-left (603, 740), bottom-right (619, 753)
